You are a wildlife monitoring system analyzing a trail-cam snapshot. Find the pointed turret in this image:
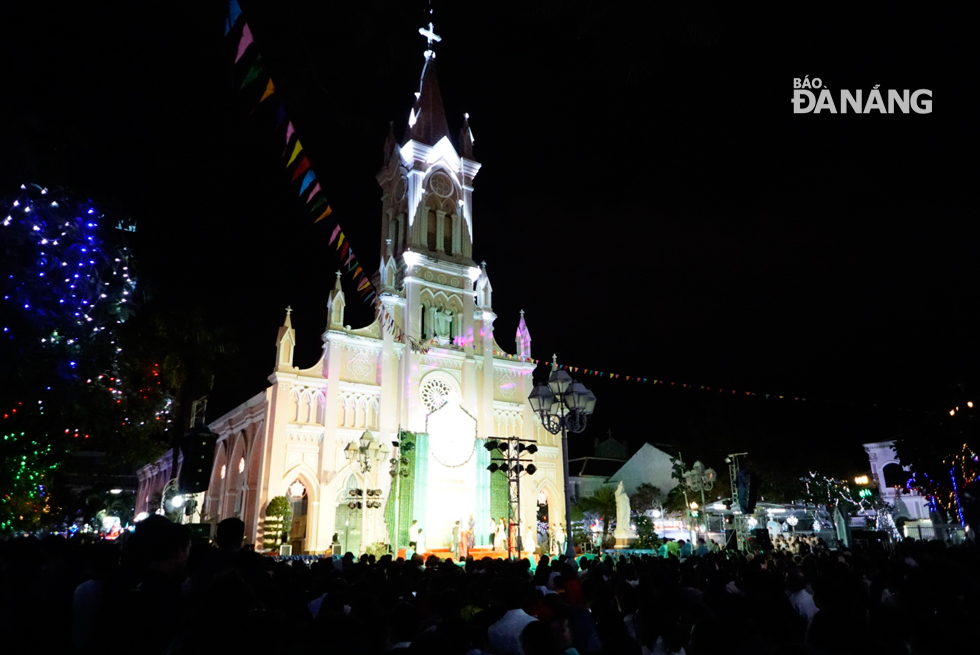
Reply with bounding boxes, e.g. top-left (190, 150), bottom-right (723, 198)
top-left (408, 23), bottom-right (450, 146)
top-left (275, 306), bottom-right (297, 369)
top-left (475, 261), bottom-right (493, 310)
top-left (327, 271), bottom-right (346, 330)
top-left (516, 309), bottom-right (531, 360)
top-left (382, 121), bottom-right (397, 167)
top-left (460, 113), bottom-right (474, 159)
